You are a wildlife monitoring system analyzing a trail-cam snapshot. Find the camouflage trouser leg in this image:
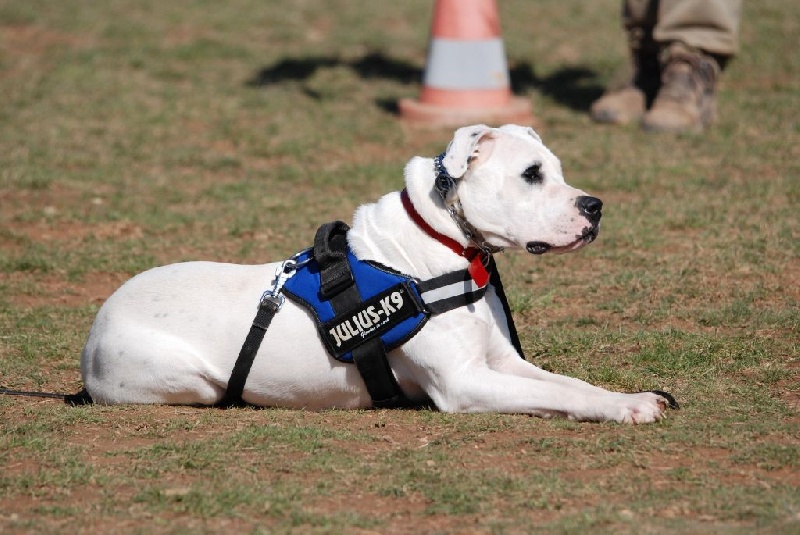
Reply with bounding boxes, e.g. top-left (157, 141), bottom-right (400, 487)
top-left (591, 0), bottom-right (741, 127)
top-left (623, 0), bottom-right (742, 57)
